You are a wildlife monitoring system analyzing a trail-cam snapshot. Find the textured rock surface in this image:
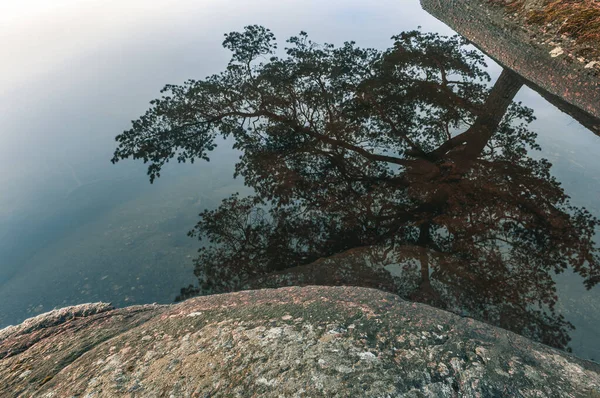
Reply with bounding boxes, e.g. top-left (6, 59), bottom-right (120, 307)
top-left (420, 0), bottom-right (600, 133)
top-left (1, 286), bottom-right (600, 397)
